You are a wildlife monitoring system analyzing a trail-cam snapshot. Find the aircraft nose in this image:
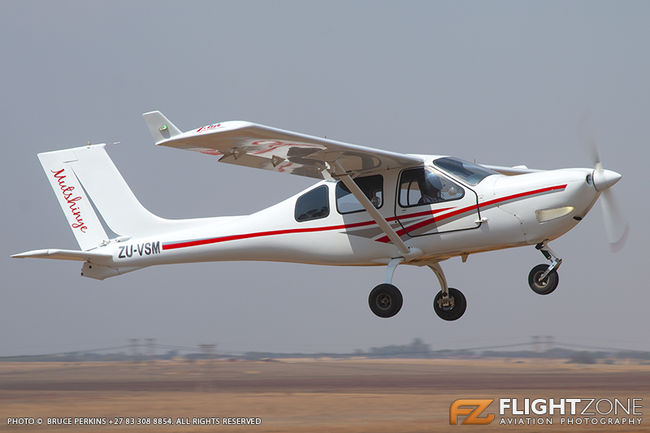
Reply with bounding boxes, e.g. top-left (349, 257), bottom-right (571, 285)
top-left (593, 169), bottom-right (622, 192)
